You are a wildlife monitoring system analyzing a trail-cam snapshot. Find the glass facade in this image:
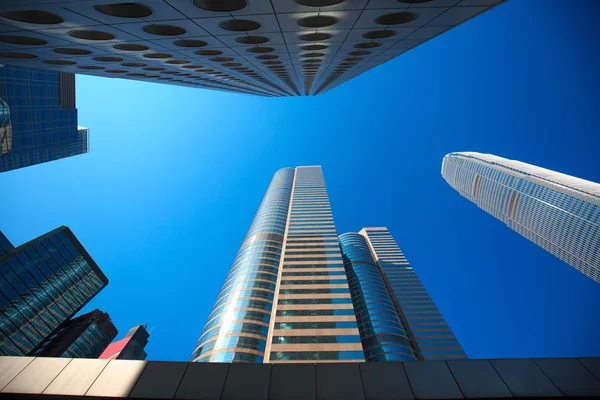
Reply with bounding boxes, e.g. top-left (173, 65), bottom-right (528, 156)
top-left (192, 168), bottom-right (295, 363)
top-left (360, 228), bottom-right (467, 360)
top-left (0, 231), bottom-right (14, 257)
top-left (339, 233), bottom-right (418, 362)
top-left (0, 226), bottom-right (109, 356)
top-left (0, 65), bottom-right (88, 173)
top-left (442, 152), bottom-right (600, 283)
top-left (32, 309), bottom-right (117, 358)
